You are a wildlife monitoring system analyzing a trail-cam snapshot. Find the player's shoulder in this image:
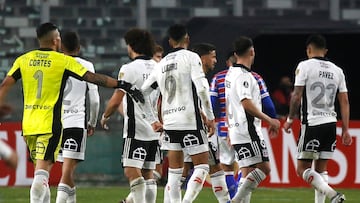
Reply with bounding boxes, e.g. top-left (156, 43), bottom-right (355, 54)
top-left (75, 57), bottom-right (95, 72)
